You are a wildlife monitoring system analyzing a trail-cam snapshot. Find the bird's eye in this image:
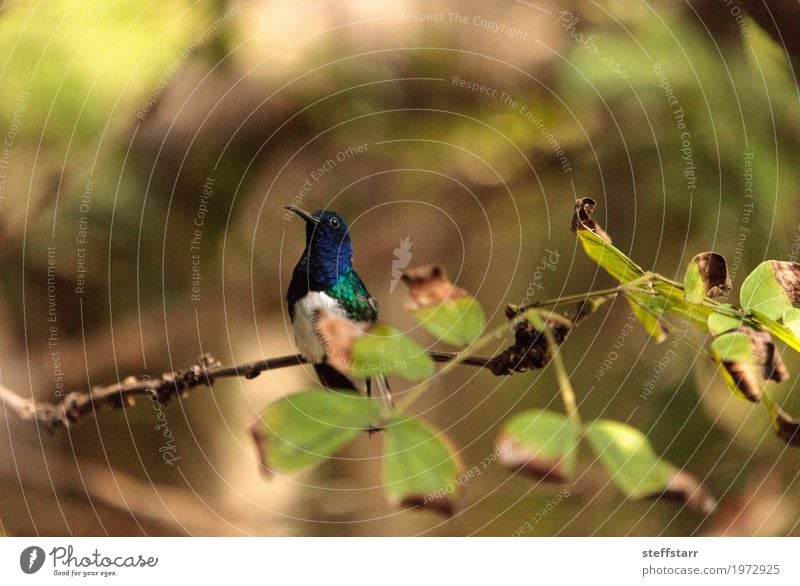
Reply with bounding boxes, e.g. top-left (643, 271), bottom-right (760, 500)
top-left (329, 217), bottom-right (339, 228)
